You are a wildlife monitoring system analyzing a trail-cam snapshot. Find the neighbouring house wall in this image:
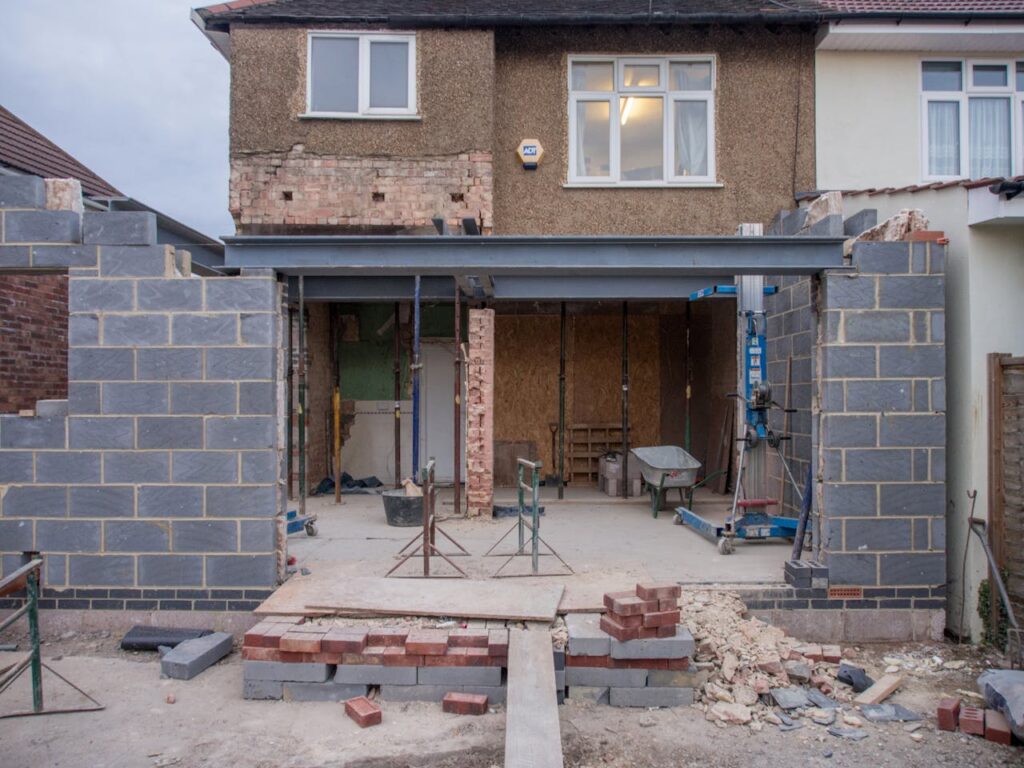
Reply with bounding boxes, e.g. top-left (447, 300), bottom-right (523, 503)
top-left (0, 176), bottom-right (285, 611)
top-left (492, 25), bottom-right (816, 234)
top-left (228, 25), bottom-right (496, 231)
top-left (815, 49), bottom-right (1024, 190)
top-left (0, 273), bottom-right (68, 412)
